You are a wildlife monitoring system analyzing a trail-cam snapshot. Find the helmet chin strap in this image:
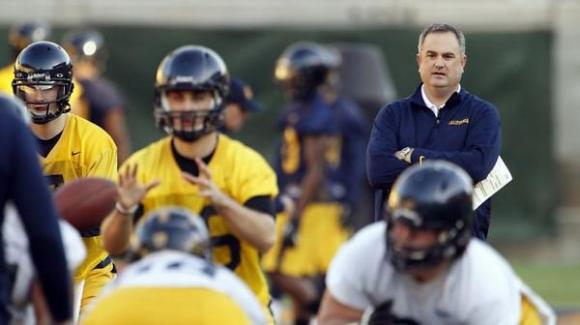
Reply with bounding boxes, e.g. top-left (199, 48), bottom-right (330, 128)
top-left (386, 227), bottom-right (456, 273)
